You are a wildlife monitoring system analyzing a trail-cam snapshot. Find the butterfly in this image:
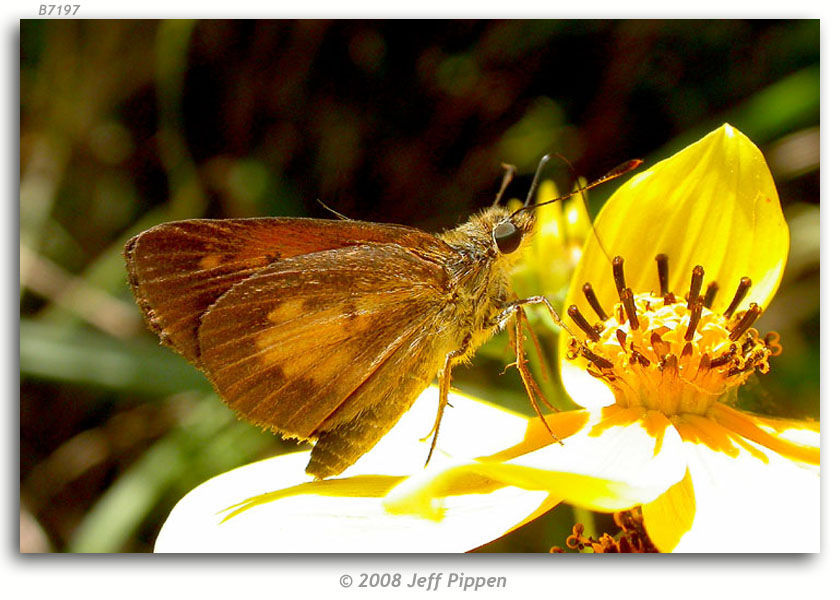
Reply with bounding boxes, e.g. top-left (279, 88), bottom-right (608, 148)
top-left (124, 157), bottom-right (639, 478)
